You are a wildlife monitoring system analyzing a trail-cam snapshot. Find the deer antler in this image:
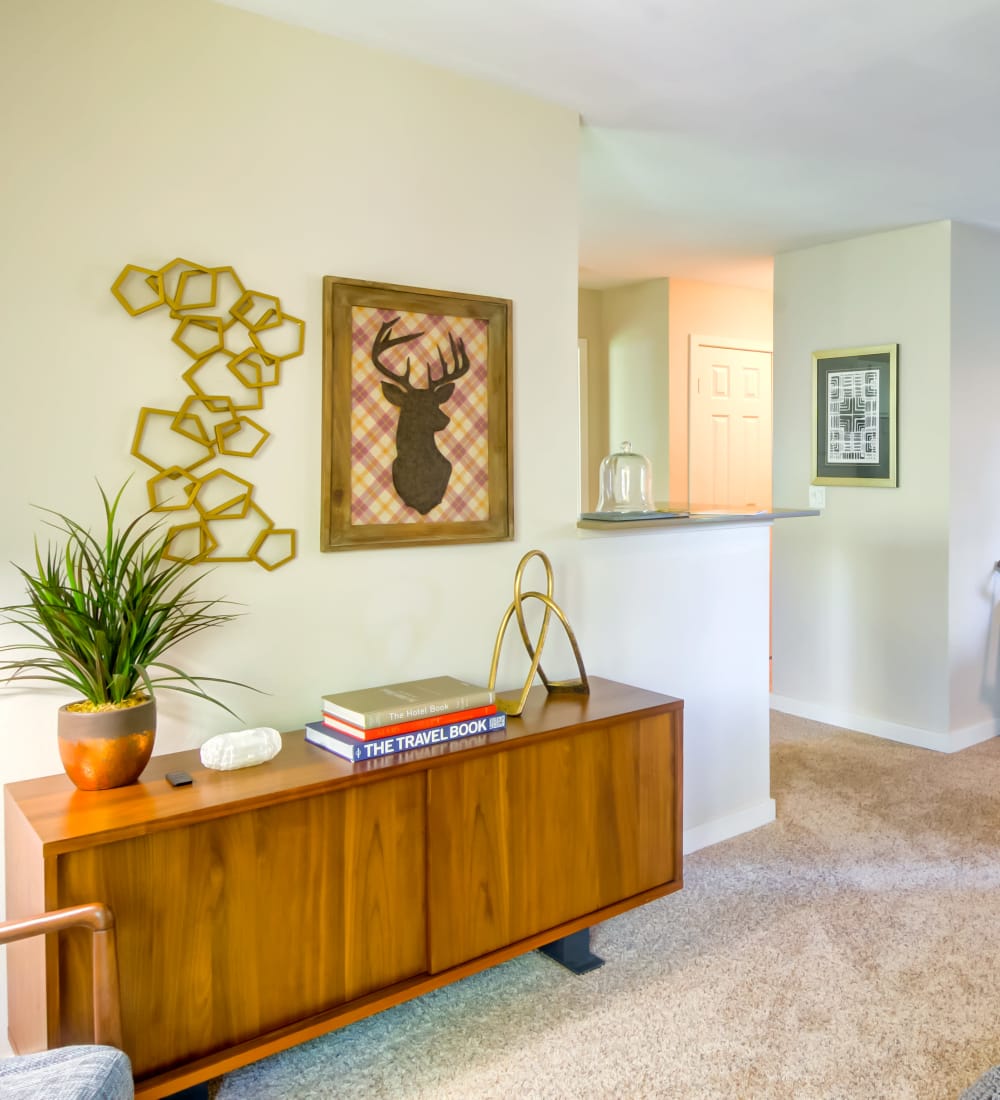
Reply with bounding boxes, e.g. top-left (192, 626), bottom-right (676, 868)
top-left (429, 332), bottom-right (470, 389)
top-left (371, 317), bottom-right (423, 390)
top-left (372, 318), bottom-right (470, 392)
